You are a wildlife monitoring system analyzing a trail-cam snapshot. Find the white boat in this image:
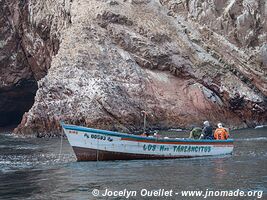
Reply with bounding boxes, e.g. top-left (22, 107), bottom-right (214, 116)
top-left (61, 123), bottom-right (234, 161)
top-left (255, 125), bottom-right (267, 129)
